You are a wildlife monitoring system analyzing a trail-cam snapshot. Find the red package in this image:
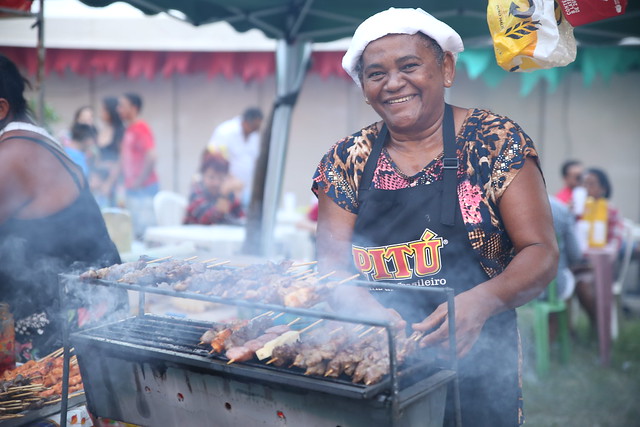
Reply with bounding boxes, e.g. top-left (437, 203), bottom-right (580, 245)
top-left (0, 0), bottom-right (33, 12)
top-left (558, 0), bottom-right (627, 27)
